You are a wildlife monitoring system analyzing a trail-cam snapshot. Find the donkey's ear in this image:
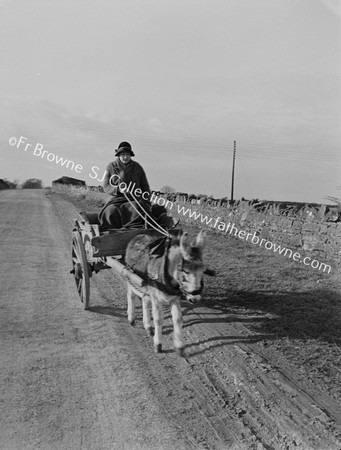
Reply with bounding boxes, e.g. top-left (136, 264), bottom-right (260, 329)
top-left (180, 231), bottom-right (189, 255)
top-left (195, 229), bottom-right (206, 249)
